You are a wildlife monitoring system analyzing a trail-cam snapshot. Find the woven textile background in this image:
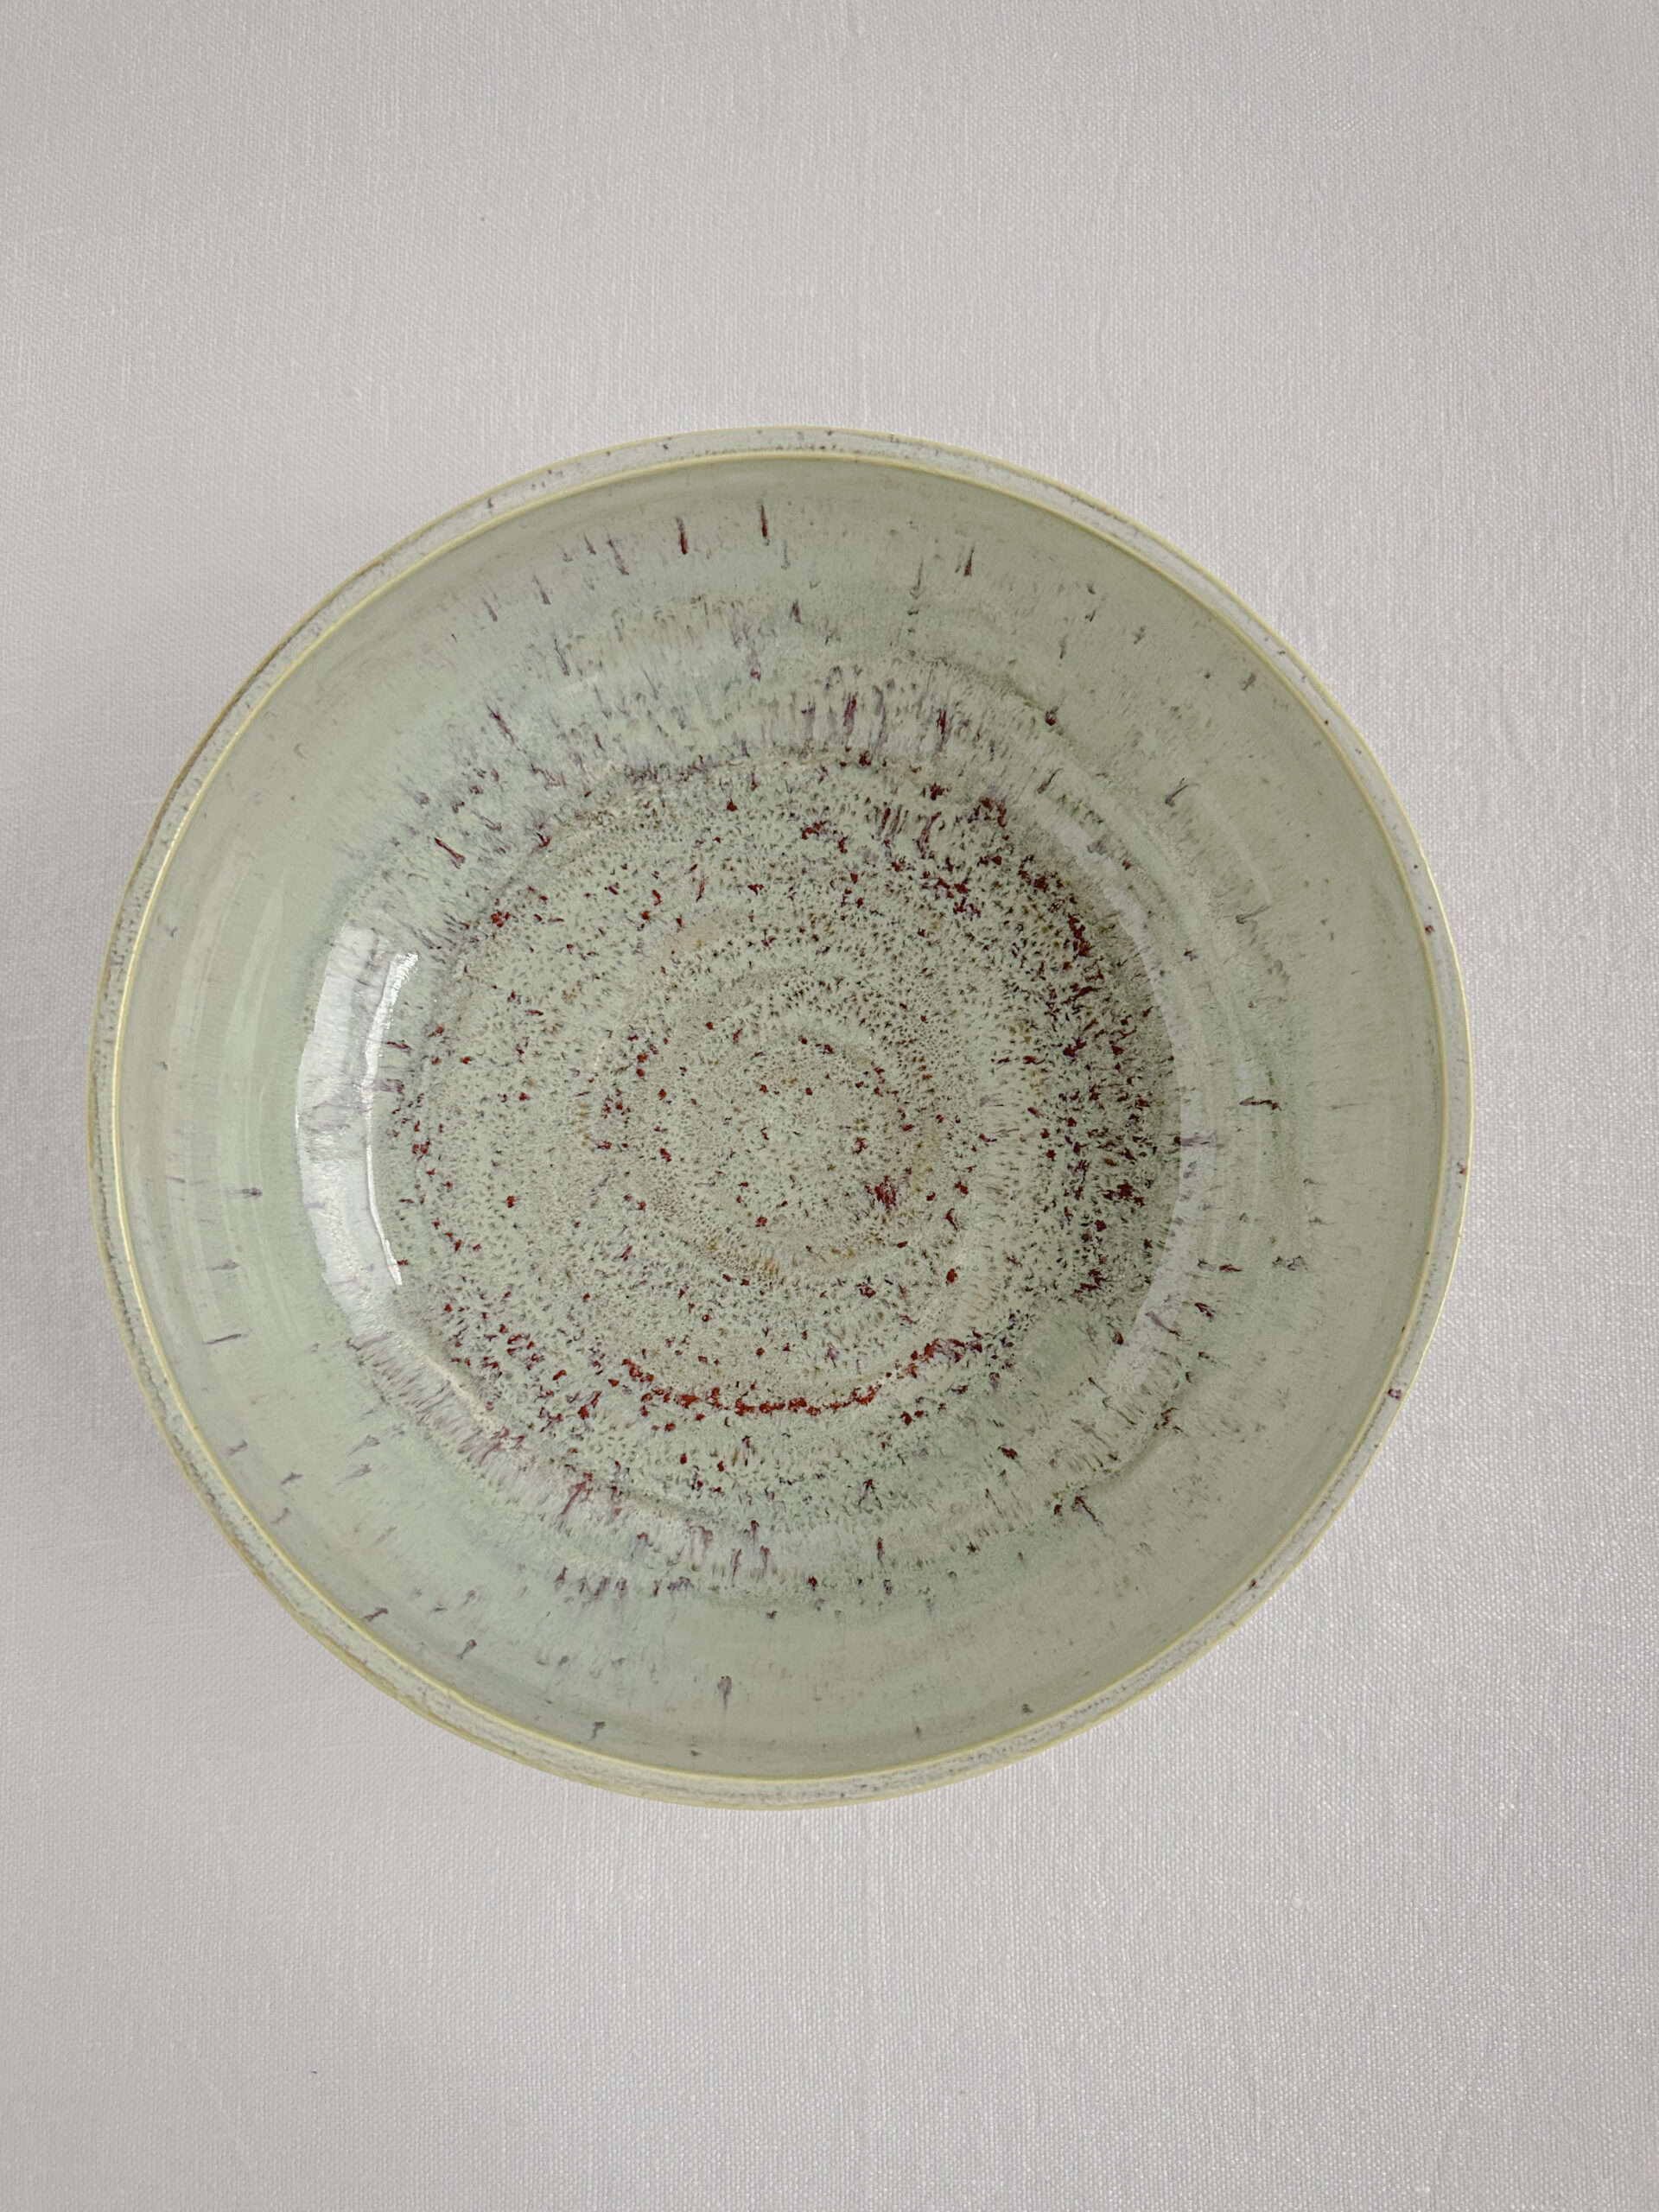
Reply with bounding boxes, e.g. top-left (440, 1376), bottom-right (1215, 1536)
top-left (3, 3), bottom-right (1656, 2204)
